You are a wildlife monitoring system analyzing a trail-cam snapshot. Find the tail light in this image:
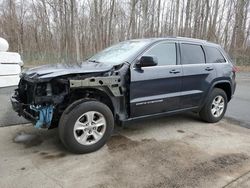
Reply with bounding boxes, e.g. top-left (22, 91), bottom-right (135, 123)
top-left (232, 65), bottom-right (238, 73)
